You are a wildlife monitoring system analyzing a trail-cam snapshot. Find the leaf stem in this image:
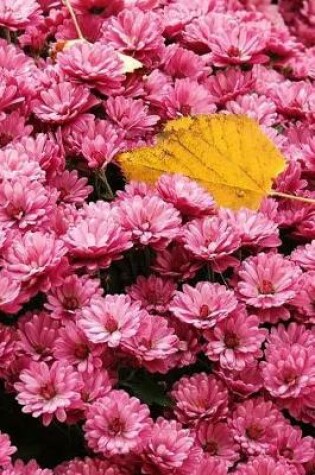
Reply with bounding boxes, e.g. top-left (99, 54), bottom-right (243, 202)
top-left (99, 169), bottom-right (114, 199)
top-left (271, 191), bottom-right (315, 205)
top-left (62, 0), bottom-right (85, 40)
